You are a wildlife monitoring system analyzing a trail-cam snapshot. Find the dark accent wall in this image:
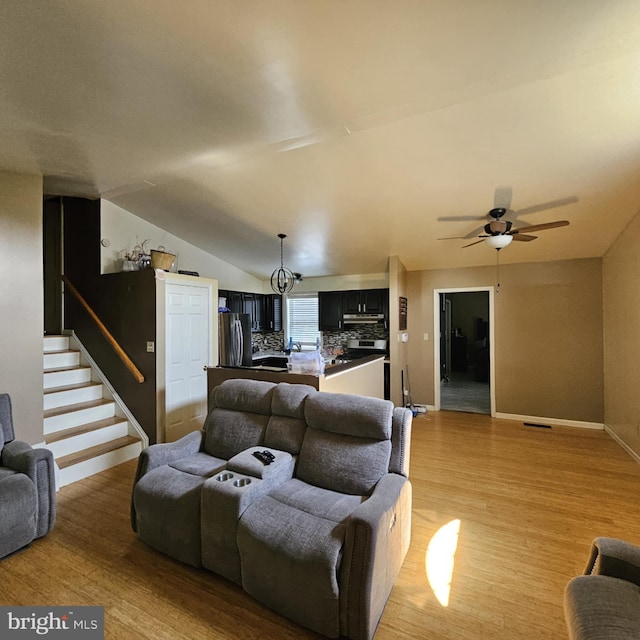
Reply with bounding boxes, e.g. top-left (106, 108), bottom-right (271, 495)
top-left (43, 197), bottom-right (62, 334)
top-left (62, 196), bottom-right (101, 287)
top-left (62, 198), bottom-right (158, 443)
